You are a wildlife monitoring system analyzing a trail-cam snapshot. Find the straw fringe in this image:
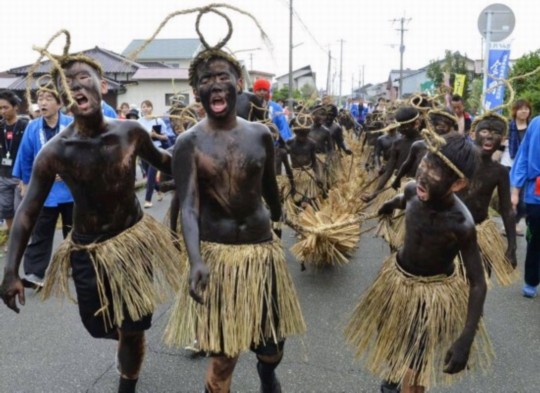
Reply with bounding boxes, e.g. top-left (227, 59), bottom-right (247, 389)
top-left (374, 178), bottom-right (412, 250)
top-left (41, 214), bottom-right (185, 330)
top-left (375, 213), bottom-right (406, 251)
top-left (164, 239), bottom-right (305, 357)
top-left (345, 255), bottom-right (494, 388)
top-left (289, 168), bottom-right (321, 201)
top-left (475, 219), bottom-right (519, 287)
top-left (289, 203), bottom-right (361, 267)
